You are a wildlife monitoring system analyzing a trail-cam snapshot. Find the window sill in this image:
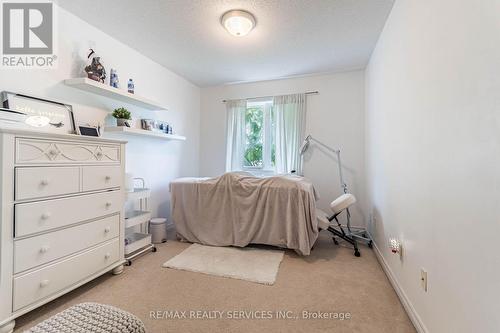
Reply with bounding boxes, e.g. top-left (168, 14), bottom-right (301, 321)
top-left (244, 169), bottom-right (276, 177)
